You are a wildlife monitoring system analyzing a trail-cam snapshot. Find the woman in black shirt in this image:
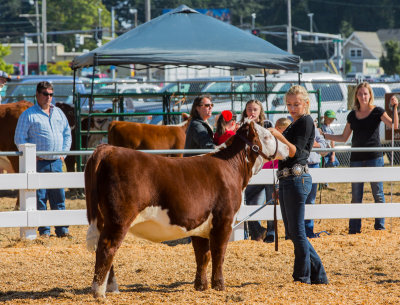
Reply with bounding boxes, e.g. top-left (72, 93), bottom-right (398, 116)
top-left (323, 82), bottom-right (398, 234)
top-left (269, 85), bottom-right (328, 284)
